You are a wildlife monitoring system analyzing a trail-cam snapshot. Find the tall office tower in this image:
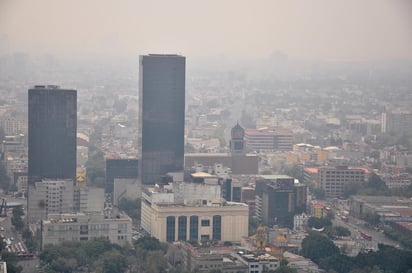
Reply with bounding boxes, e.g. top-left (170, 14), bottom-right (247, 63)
top-left (138, 54), bottom-right (185, 185)
top-left (28, 85), bottom-right (77, 183)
